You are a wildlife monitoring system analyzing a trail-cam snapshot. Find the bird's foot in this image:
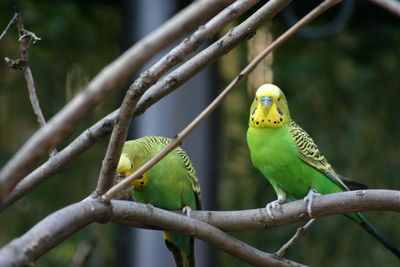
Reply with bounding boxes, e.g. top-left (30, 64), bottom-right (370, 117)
top-left (182, 206), bottom-right (192, 217)
top-left (266, 199), bottom-right (284, 219)
top-left (303, 189), bottom-right (321, 217)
